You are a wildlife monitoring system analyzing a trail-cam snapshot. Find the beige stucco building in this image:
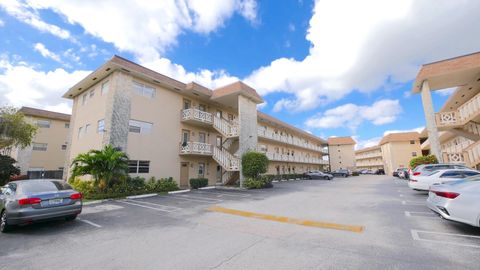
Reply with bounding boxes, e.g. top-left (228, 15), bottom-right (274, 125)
top-left (380, 132), bottom-right (421, 175)
top-left (354, 145), bottom-right (383, 171)
top-left (413, 52), bottom-right (480, 169)
top-left (64, 56), bottom-right (329, 188)
top-left (9, 107), bottom-right (70, 176)
top-left (327, 137), bottom-right (356, 171)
